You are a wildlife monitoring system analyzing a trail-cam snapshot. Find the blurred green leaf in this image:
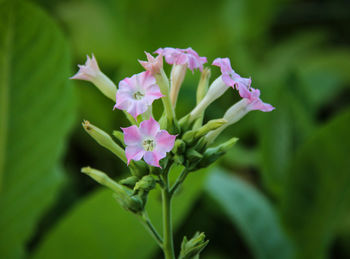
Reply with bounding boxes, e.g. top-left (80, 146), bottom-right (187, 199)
top-left (32, 167), bottom-right (208, 259)
top-left (205, 169), bottom-right (295, 259)
top-left (0, 0), bottom-right (75, 258)
top-left (282, 108), bottom-right (350, 259)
